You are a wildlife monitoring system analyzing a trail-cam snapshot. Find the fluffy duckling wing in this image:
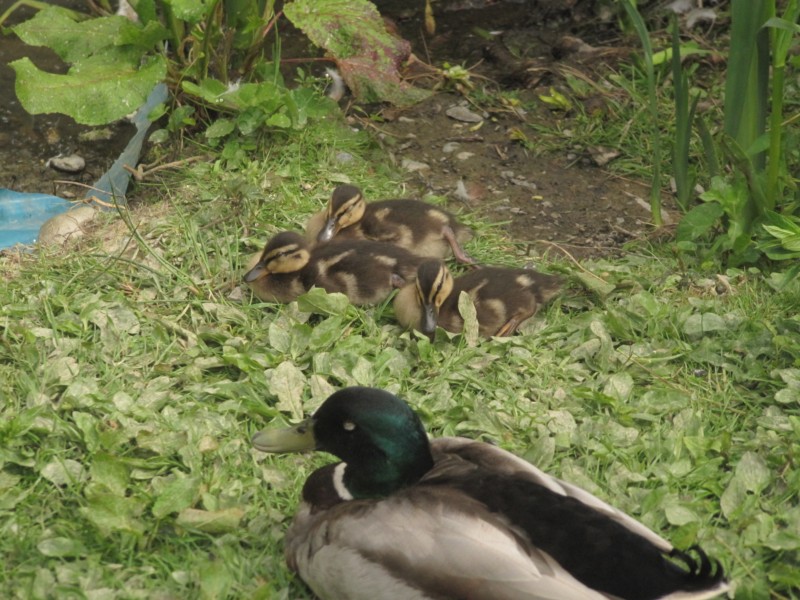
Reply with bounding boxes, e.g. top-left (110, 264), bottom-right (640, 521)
top-left (363, 200), bottom-right (472, 260)
top-left (440, 268), bottom-right (561, 336)
top-left (304, 241), bottom-right (422, 305)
